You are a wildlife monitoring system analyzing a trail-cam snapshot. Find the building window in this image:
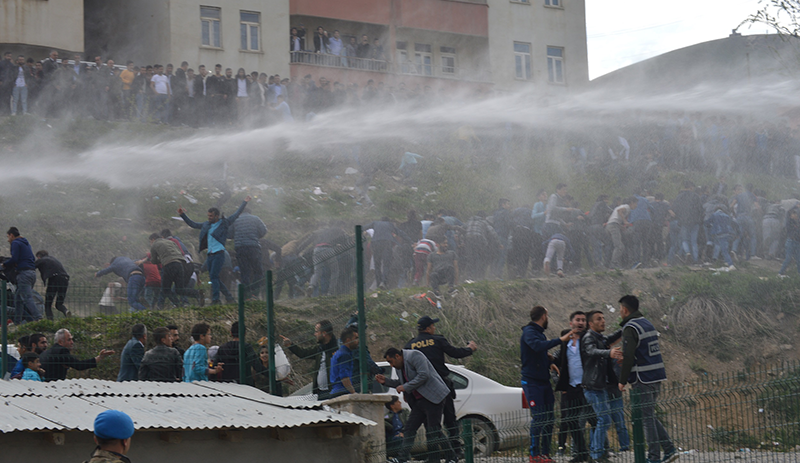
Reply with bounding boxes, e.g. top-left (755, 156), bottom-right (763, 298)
top-left (240, 11), bottom-right (260, 51)
top-left (440, 46), bottom-right (456, 75)
top-left (397, 42), bottom-right (411, 74)
top-left (545, 0), bottom-right (561, 6)
top-left (514, 42), bottom-right (531, 80)
top-left (201, 6), bottom-right (221, 48)
top-left (414, 43), bottom-right (432, 76)
top-left (547, 46), bottom-right (565, 83)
